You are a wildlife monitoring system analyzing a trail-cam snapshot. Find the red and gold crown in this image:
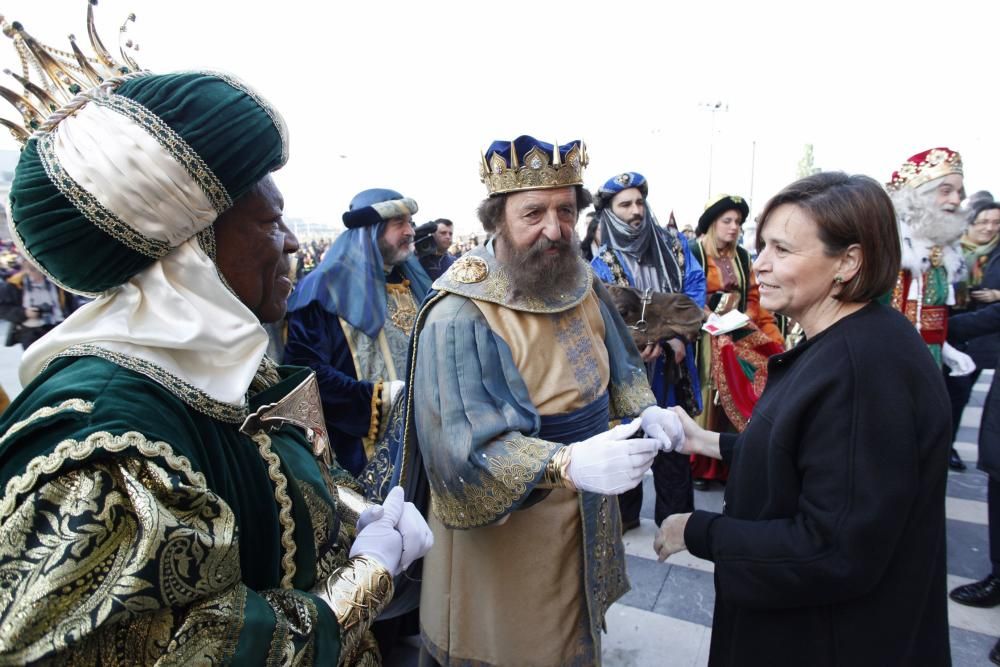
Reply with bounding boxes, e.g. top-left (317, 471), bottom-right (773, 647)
top-left (886, 147), bottom-right (963, 192)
